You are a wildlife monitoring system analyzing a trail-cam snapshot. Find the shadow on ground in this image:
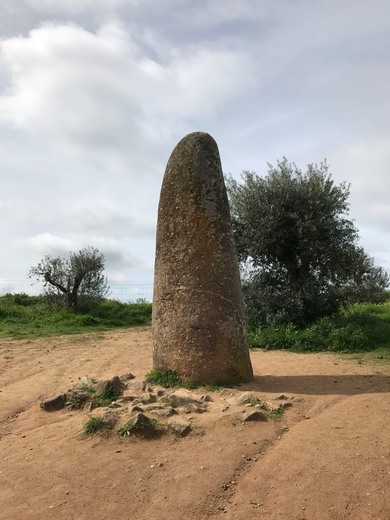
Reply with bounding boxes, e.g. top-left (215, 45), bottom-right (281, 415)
top-left (240, 374), bottom-right (390, 395)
